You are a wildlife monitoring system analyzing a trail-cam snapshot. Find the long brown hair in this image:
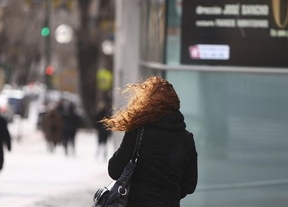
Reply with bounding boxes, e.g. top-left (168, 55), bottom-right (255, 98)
top-left (101, 76), bottom-right (180, 131)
